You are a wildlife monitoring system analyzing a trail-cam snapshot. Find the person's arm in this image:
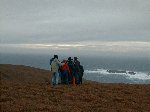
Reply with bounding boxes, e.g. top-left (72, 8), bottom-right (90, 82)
top-left (81, 65), bottom-right (84, 73)
top-left (56, 59), bottom-right (64, 66)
